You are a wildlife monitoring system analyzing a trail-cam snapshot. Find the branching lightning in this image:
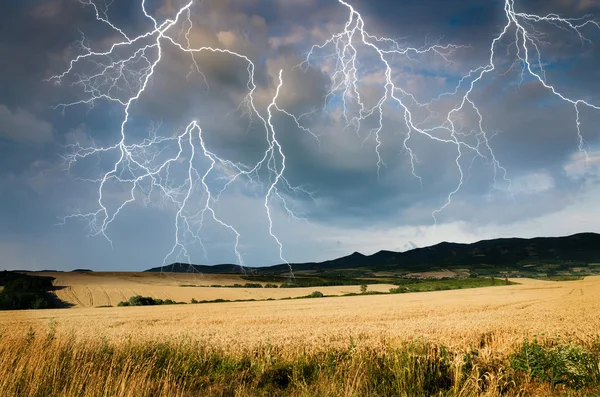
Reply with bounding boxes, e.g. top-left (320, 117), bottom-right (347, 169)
top-left (49, 0), bottom-right (307, 273)
top-left (299, 0), bottom-right (600, 225)
top-left (50, 0), bottom-right (599, 270)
